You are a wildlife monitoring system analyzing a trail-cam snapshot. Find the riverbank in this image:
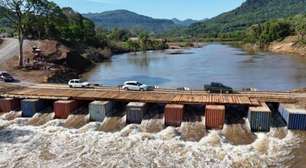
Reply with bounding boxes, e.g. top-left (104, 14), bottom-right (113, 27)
top-left (268, 36), bottom-right (306, 57)
top-left (241, 36), bottom-right (306, 57)
top-left (0, 38), bottom-right (172, 83)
